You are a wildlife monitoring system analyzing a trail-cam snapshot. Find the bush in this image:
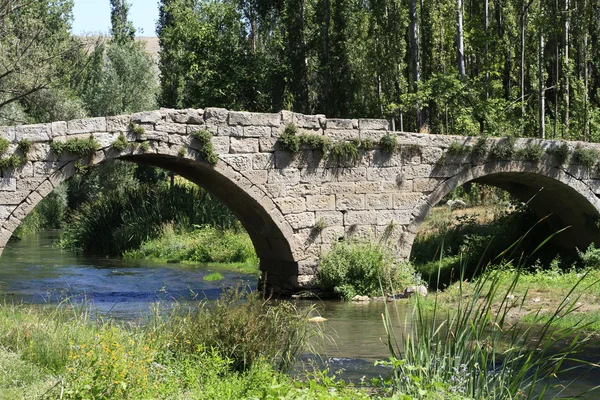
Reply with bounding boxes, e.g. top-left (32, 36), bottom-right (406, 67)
top-left (329, 141), bottom-right (360, 165)
top-left (519, 142), bottom-right (544, 162)
top-left (547, 141), bottom-right (570, 165)
top-left (573, 145), bottom-right (599, 169)
top-left (278, 124), bottom-right (300, 152)
top-left (317, 242), bottom-right (414, 299)
top-left (577, 243), bottom-right (600, 268)
top-left (379, 134), bottom-right (398, 154)
top-left (471, 136), bottom-right (488, 158)
top-left (489, 136), bottom-right (516, 160)
top-left (299, 134), bottom-right (331, 153)
top-left (447, 141), bottom-right (471, 155)
top-left (190, 129), bottom-right (218, 165)
top-left (111, 132), bottom-right (128, 151)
